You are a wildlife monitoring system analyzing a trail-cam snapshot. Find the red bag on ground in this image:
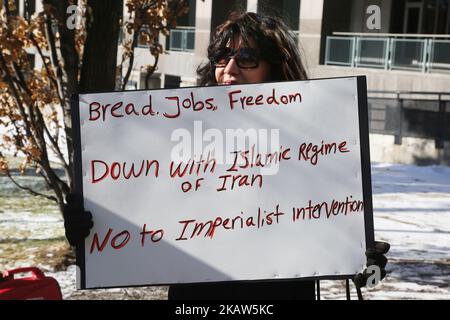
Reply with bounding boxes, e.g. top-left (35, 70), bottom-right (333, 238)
top-left (0, 267), bottom-right (63, 300)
